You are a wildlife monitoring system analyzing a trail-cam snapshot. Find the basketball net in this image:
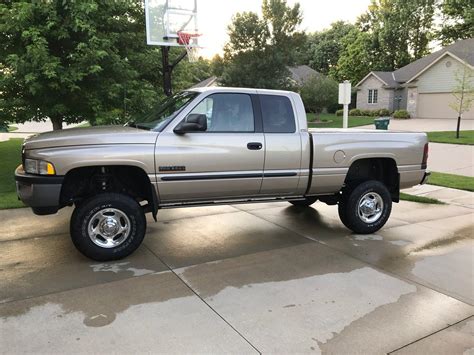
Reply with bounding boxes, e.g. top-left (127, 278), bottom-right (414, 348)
top-left (177, 31), bottom-right (201, 63)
